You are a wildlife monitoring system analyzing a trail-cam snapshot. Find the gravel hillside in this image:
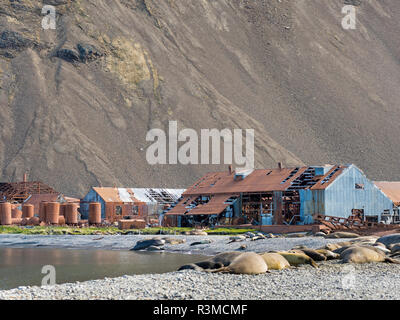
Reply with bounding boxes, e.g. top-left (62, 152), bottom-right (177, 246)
top-left (1, 1), bottom-right (400, 196)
